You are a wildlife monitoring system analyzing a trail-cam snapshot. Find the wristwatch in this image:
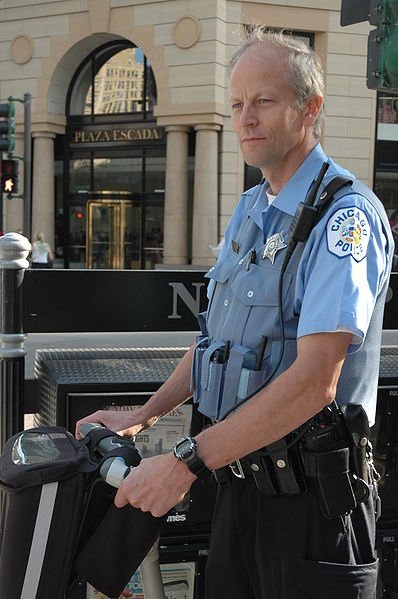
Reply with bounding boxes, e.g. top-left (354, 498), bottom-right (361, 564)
top-left (173, 436), bottom-right (213, 480)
